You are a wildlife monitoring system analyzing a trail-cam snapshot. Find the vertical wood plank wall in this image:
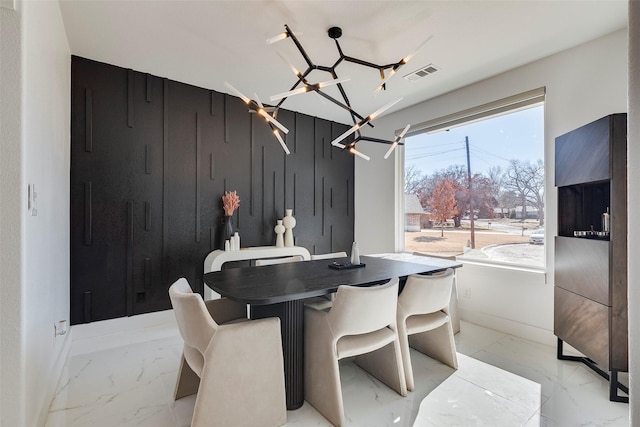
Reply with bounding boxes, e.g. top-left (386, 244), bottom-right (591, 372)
top-left (70, 56), bottom-right (354, 324)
